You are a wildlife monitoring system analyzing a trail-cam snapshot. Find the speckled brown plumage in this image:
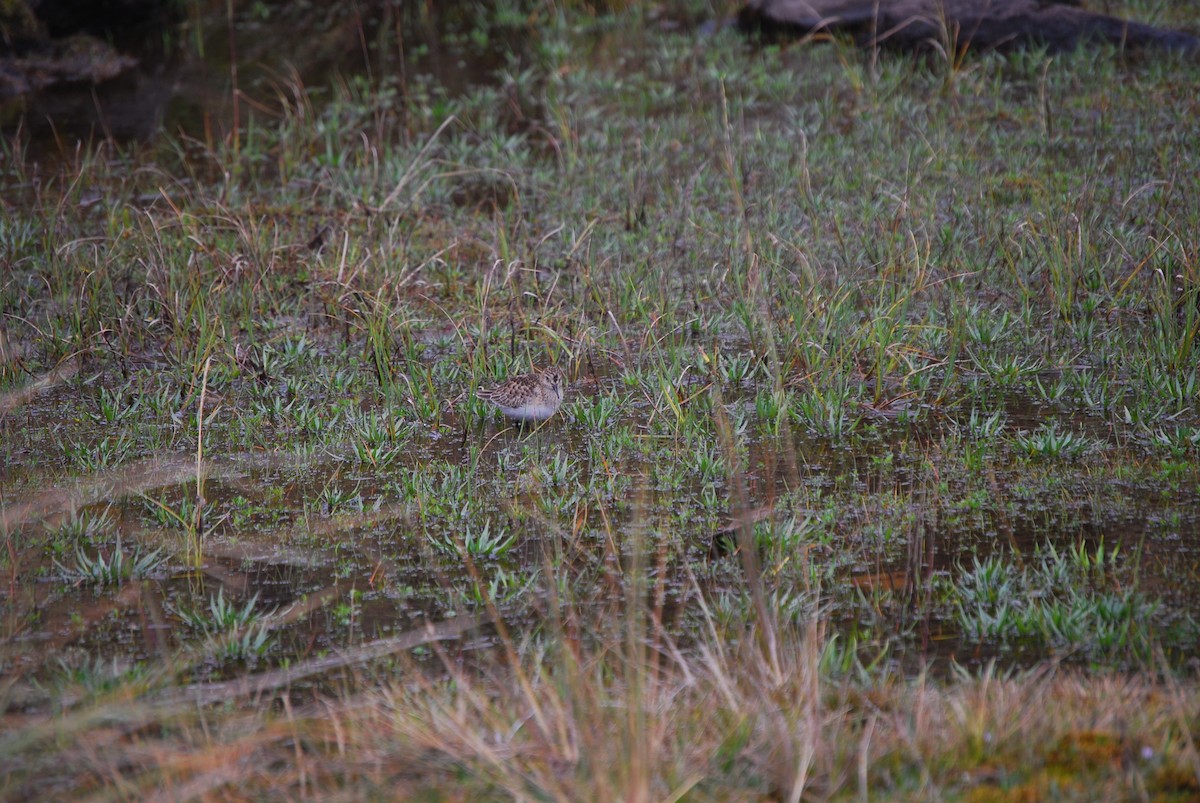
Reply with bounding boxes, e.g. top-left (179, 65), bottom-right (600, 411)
top-left (477, 366), bottom-right (565, 422)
